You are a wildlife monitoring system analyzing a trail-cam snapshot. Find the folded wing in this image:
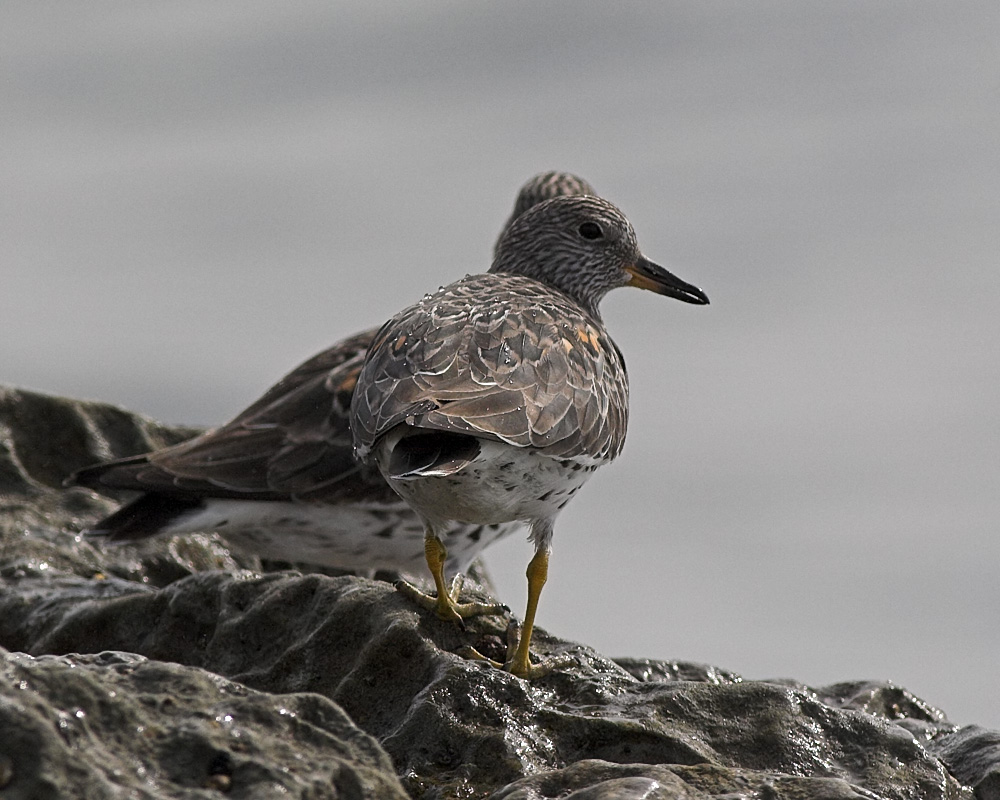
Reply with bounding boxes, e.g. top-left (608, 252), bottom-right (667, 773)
top-left (351, 275), bottom-right (629, 464)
